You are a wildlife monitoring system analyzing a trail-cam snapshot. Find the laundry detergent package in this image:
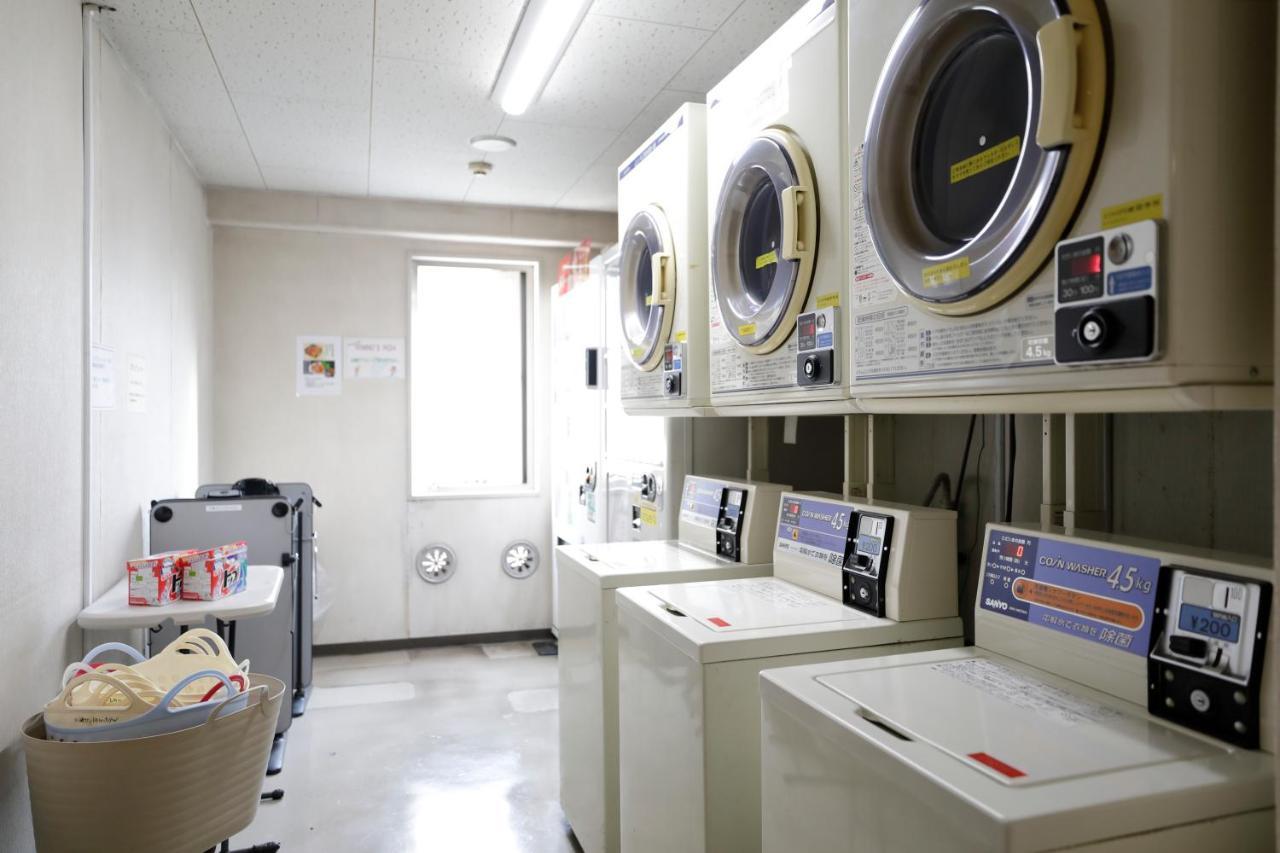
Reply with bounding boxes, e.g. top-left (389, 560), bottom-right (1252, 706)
top-left (182, 541), bottom-right (248, 601)
top-left (127, 551), bottom-right (187, 606)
